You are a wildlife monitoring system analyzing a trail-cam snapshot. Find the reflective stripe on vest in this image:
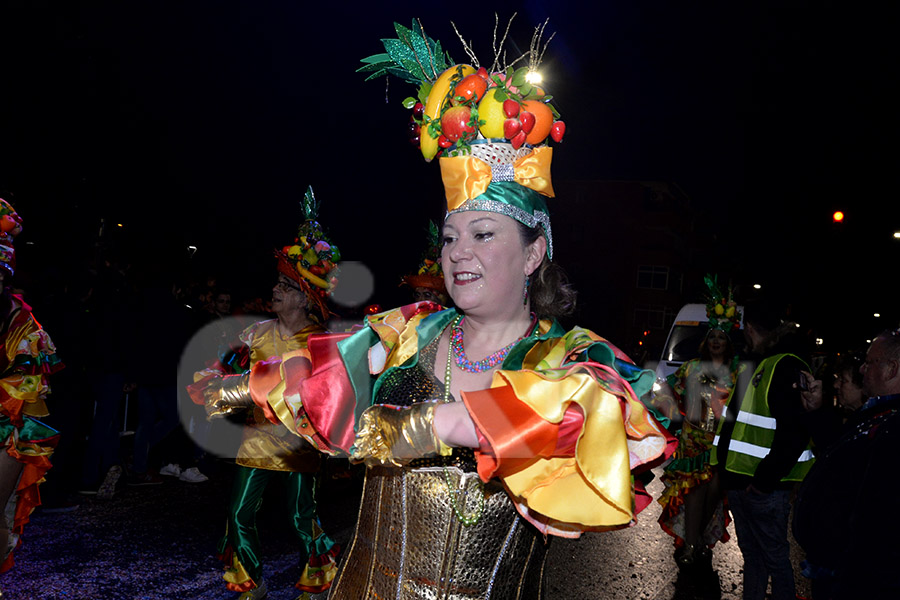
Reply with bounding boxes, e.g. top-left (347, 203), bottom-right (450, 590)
top-left (712, 353), bottom-right (815, 481)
